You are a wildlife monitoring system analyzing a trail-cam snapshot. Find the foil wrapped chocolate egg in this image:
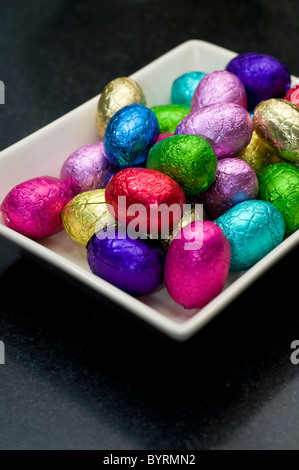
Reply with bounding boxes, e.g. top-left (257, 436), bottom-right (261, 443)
top-left (191, 70), bottom-right (247, 112)
top-left (150, 104), bottom-right (190, 134)
top-left (147, 134), bottom-right (217, 196)
top-left (253, 99), bottom-right (299, 164)
top-left (171, 71), bottom-right (206, 107)
top-left (226, 52), bottom-right (291, 108)
top-left (105, 168), bottom-right (186, 235)
top-left (200, 158), bottom-right (259, 220)
top-left (156, 203), bottom-right (206, 253)
top-left (215, 200), bottom-right (285, 271)
top-left (60, 142), bottom-right (118, 195)
top-left (285, 84), bottom-right (299, 107)
top-left (87, 225), bottom-right (164, 296)
top-left (156, 133), bottom-right (174, 143)
top-left (236, 130), bottom-right (283, 175)
top-left (164, 221), bottom-right (231, 309)
top-left (258, 163), bottom-right (299, 235)
top-left (96, 77), bottom-right (146, 139)
top-left (0, 176), bottom-right (74, 239)
top-left (175, 103), bottom-right (253, 159)
top-left (61, 189), bottom-right (115, 245)
top-left (104, 104), bottom-right (159, 168)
